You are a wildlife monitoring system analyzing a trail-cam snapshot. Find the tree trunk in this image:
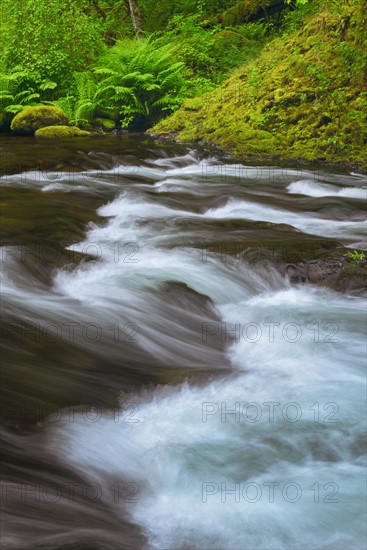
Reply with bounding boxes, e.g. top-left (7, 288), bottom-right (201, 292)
top-left (127, 0), bottom-right (144, 36)
top-left (91, 0), bottom-right (106, 20)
